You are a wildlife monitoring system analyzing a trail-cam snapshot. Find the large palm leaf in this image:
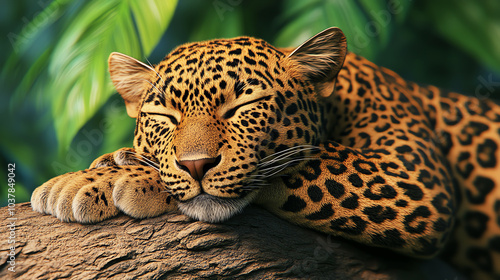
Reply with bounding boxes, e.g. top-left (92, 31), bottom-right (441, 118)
top-left (275, 0), bottom-right (411, 59)
top-left (7, 0), bottom-right (177, 153)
